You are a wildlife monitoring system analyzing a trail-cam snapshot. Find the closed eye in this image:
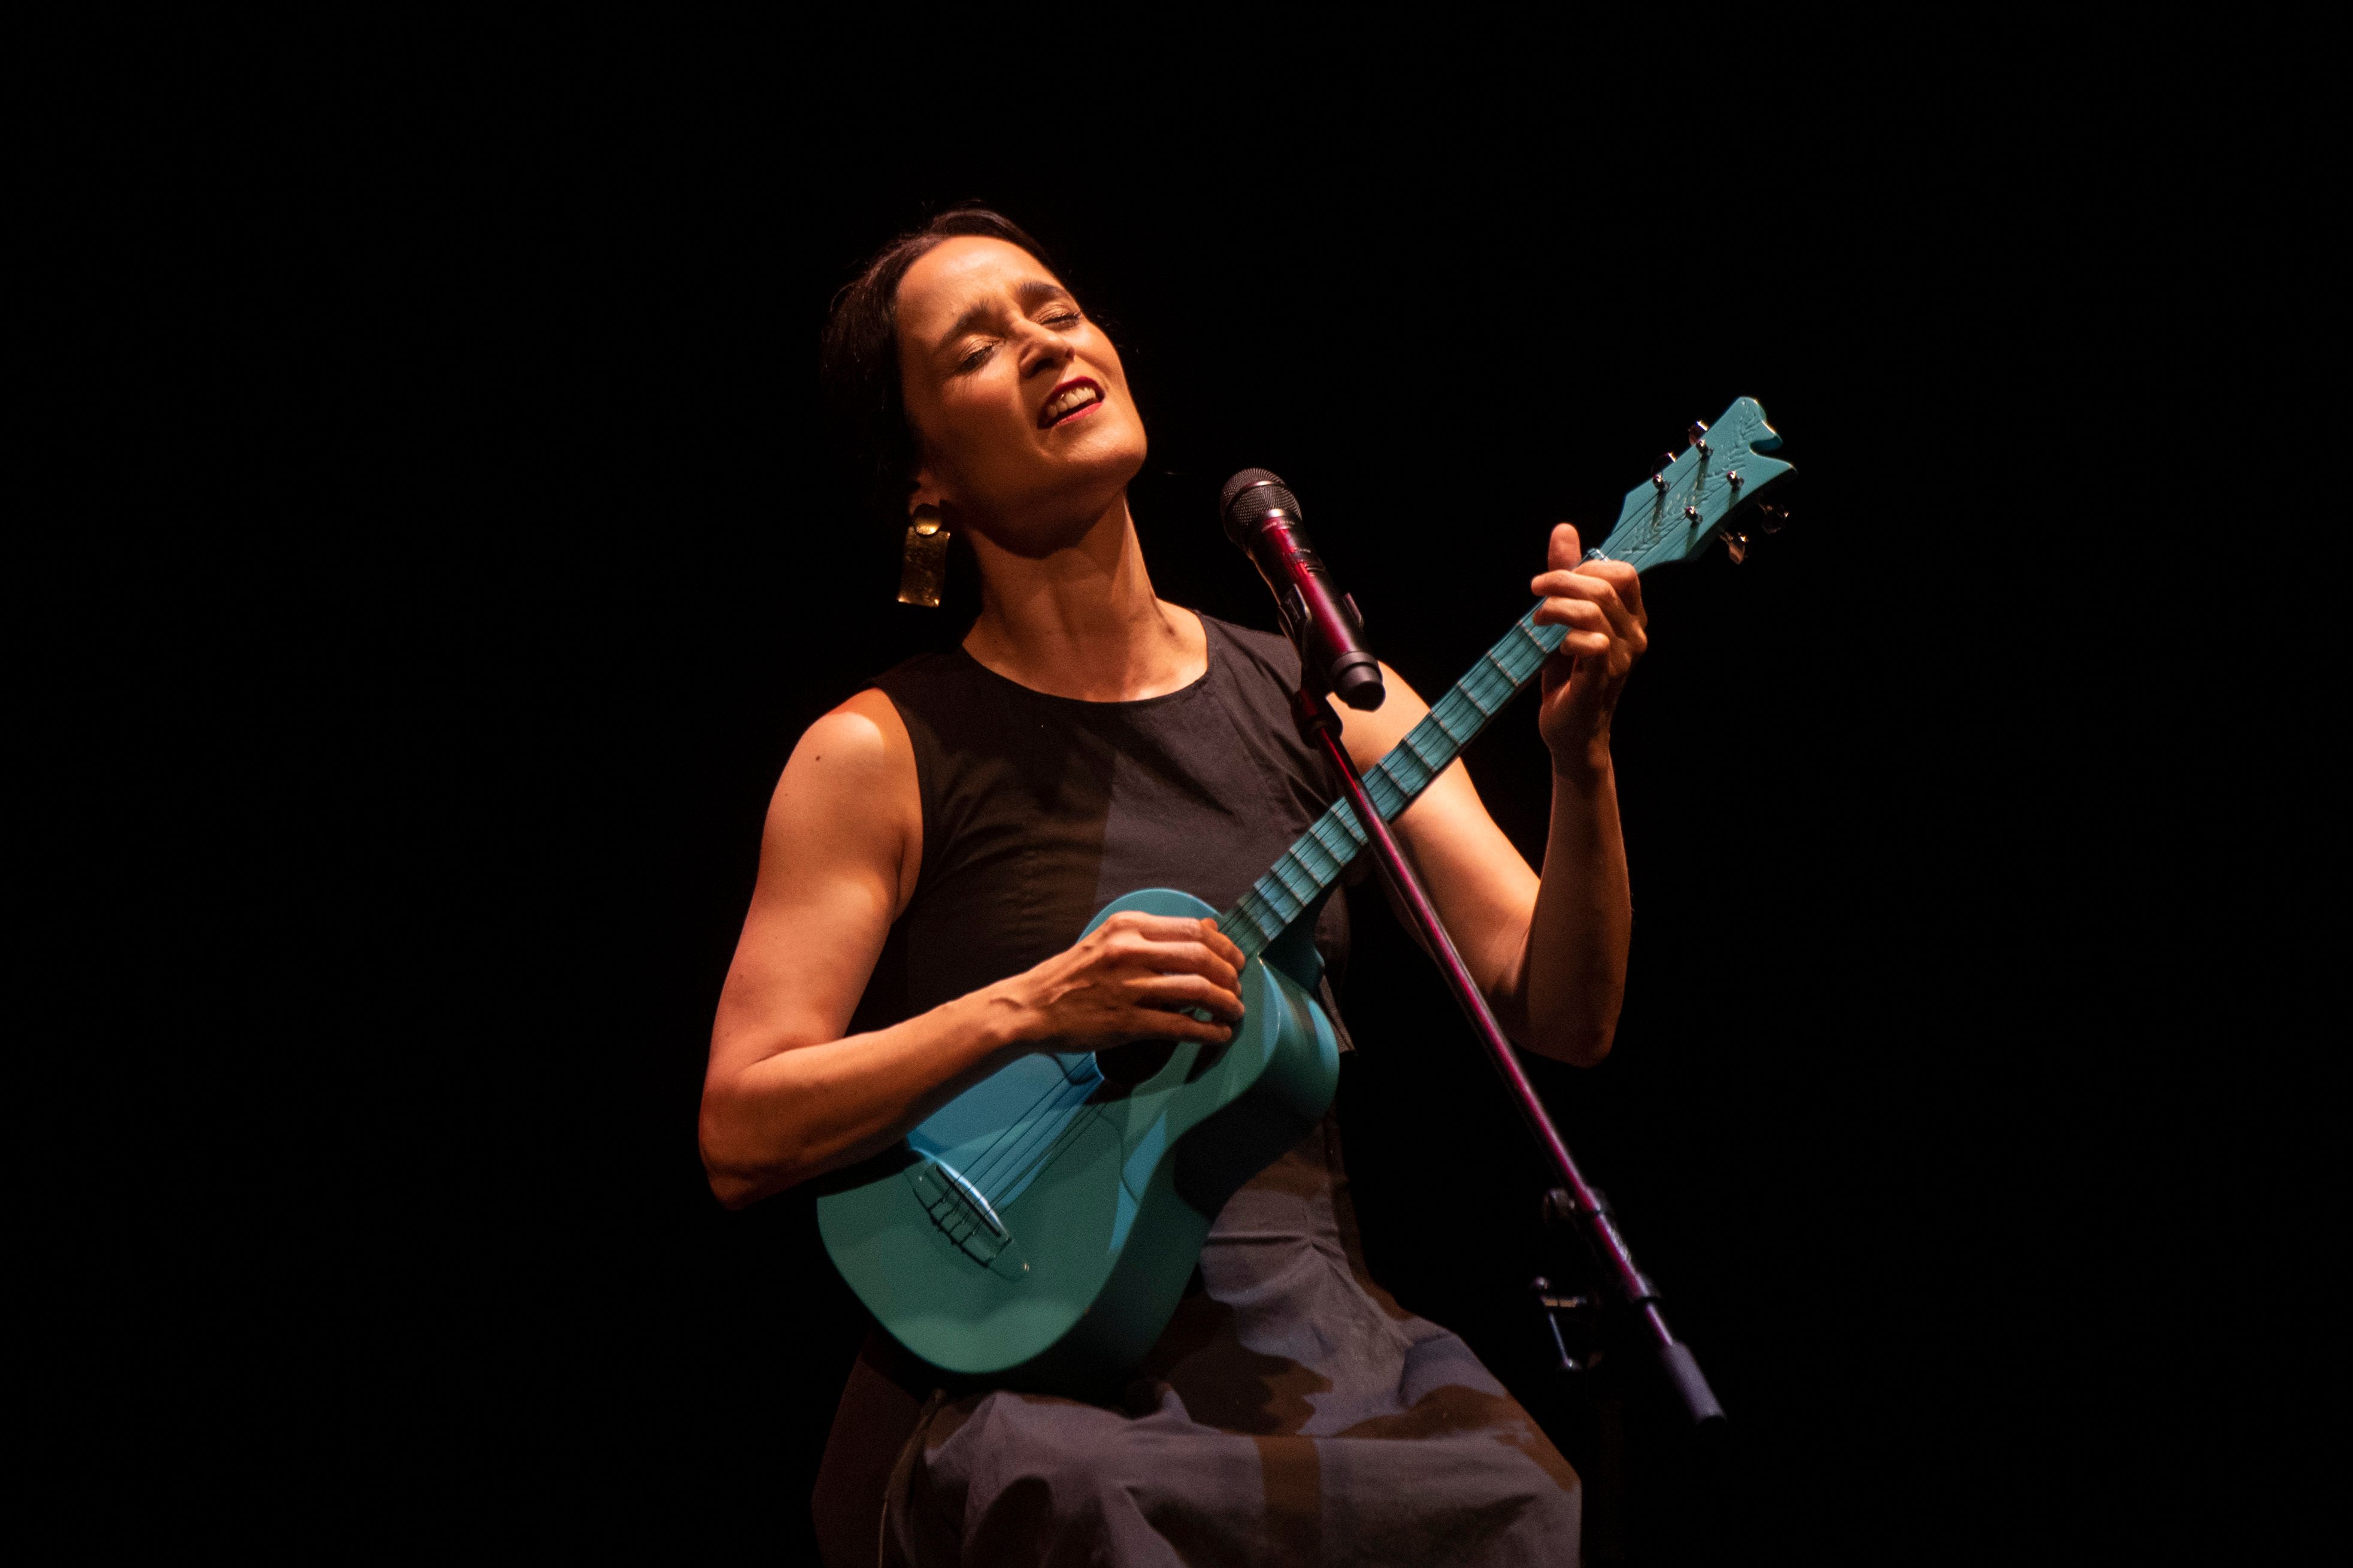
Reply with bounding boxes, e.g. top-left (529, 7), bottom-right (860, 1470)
top-left (950, 304), bottom-right (1079, 372)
